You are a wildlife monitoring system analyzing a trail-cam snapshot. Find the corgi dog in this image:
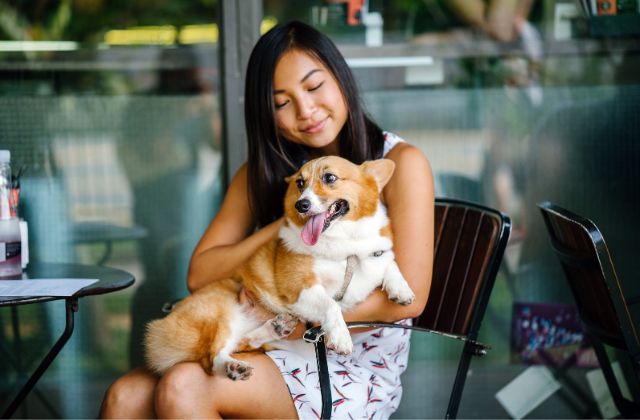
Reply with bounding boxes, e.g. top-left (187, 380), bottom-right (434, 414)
top-left (144, 156), bottom-right (415, 380)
